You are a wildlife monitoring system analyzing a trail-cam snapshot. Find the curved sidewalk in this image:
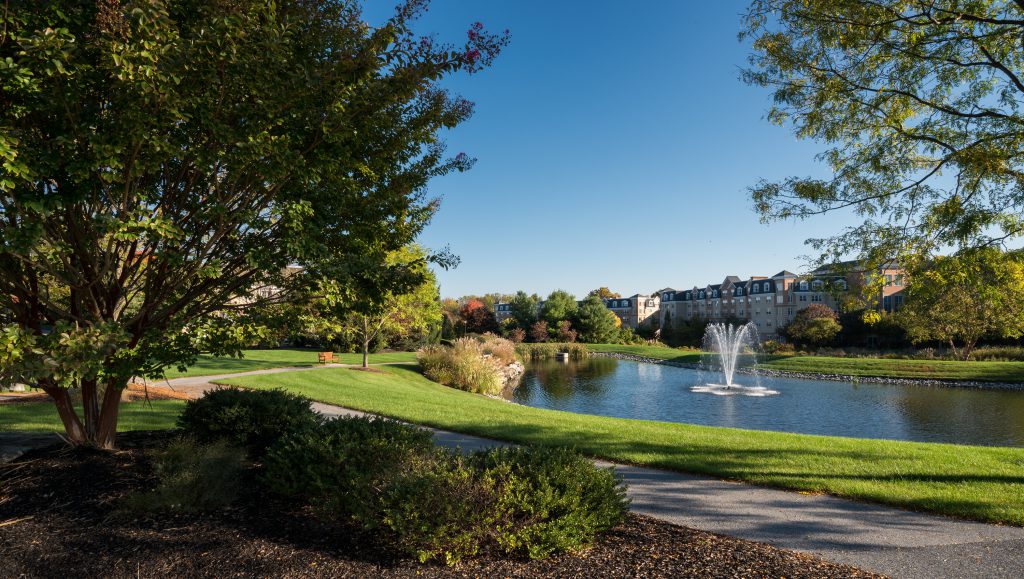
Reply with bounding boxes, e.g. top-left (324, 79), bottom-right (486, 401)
top-left (8, 364), bottom-right (1024, 578)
